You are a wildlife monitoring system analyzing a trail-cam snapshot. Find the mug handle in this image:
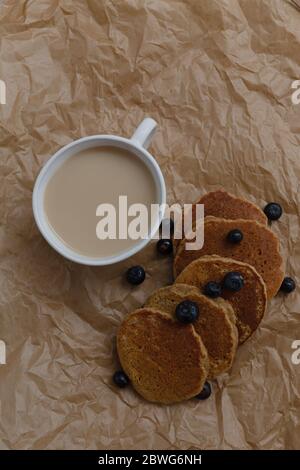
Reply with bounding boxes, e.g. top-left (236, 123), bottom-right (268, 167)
top-left (131, 117), bottom-right (157, 149)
